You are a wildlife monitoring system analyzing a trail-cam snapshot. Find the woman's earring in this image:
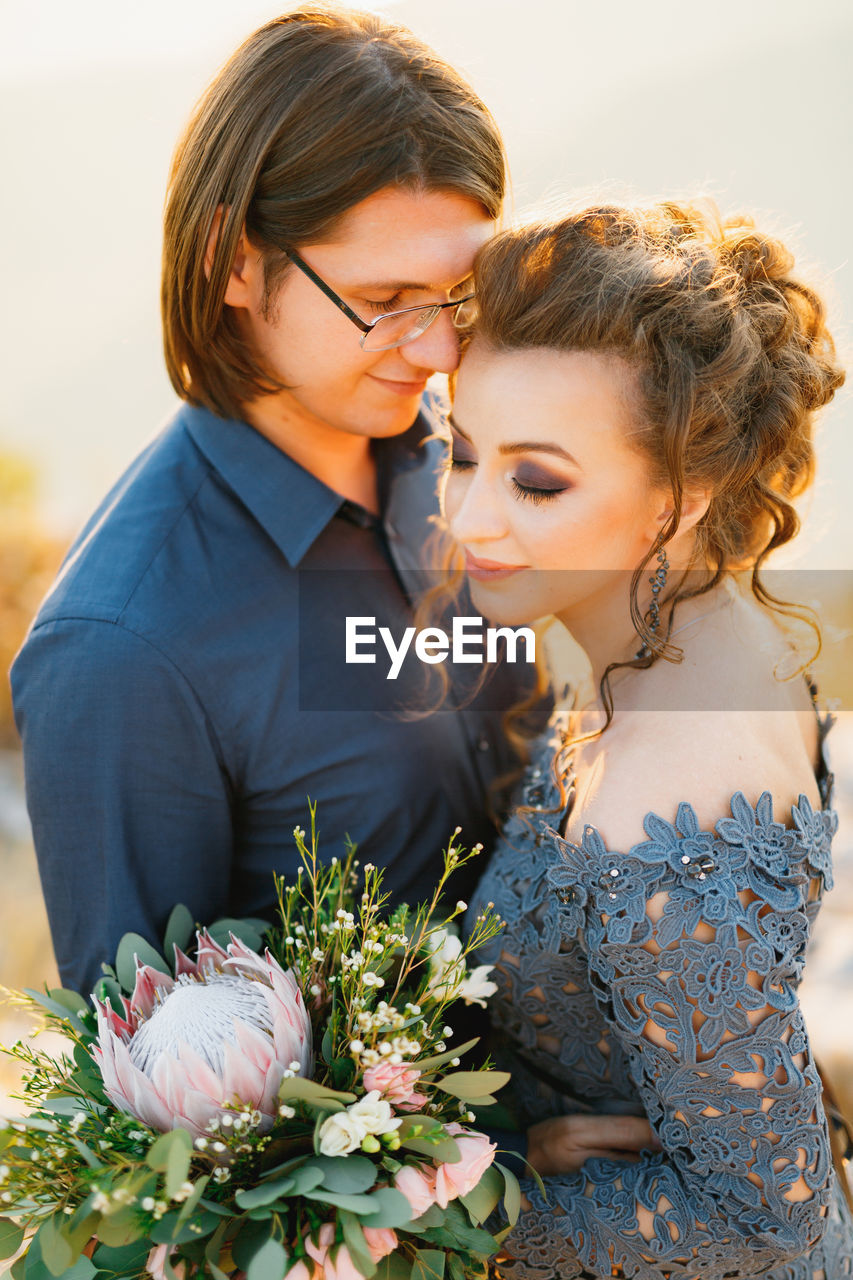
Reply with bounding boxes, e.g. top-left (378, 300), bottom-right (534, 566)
top-left (636, 545), bottom-right (669, 659)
